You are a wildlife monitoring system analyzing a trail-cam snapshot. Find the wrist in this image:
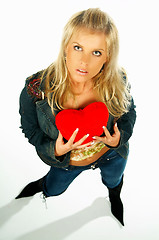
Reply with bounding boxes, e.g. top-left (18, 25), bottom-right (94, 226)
top-left (55, 149), bottom-right (62, 157)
